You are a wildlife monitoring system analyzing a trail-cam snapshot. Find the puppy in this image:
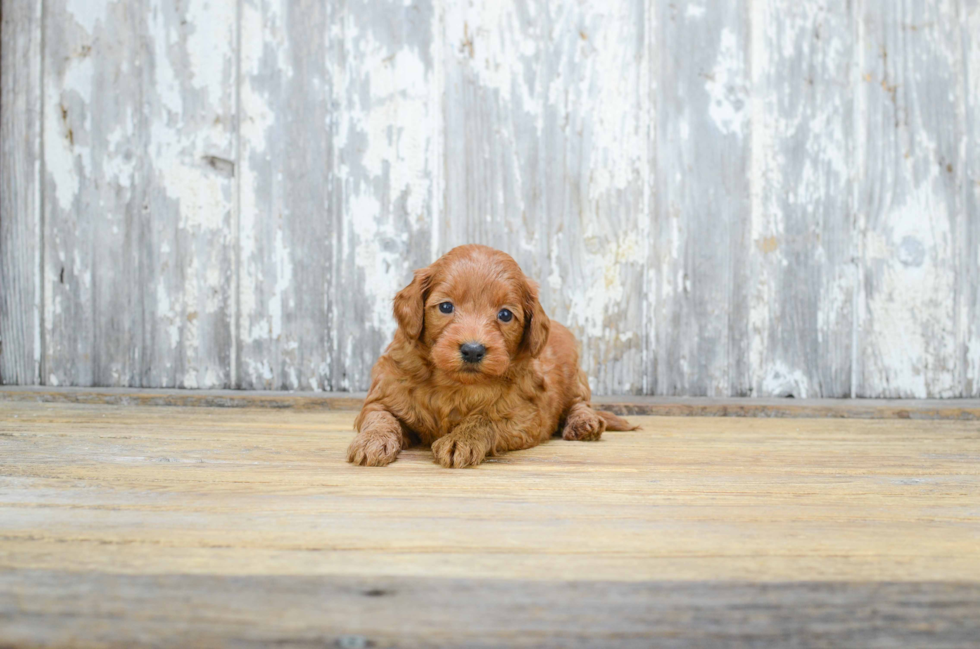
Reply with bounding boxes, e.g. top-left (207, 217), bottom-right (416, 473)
top-left (347, 244), bottom-right (636, 468)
